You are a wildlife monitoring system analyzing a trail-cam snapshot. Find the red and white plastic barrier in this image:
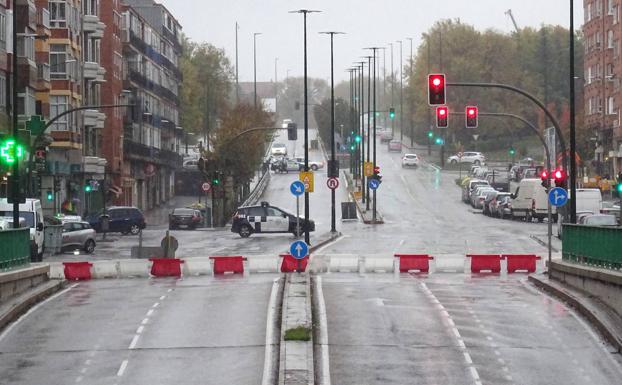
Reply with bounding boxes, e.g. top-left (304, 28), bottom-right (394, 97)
top-left (502, 254), bottom-right (541, 273)
top-left (394, 254), bottom-right (434, 273)
top-left (149, 258), bottom-right (184, 277)
top-left (210, 256), bottom-right (246, 275)
top-left (467, 254), bottom-right (502, 273)
top-left (63, 262), bottom-right (93, 280)
top-left (279, 253), bottom-right (308, 272)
